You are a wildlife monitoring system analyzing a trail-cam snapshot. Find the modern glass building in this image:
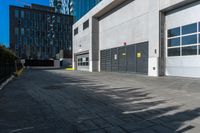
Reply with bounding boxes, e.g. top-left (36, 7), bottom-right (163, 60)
top-left (50, 0), bottom-right (70, 14)
top-left (10, 4), bottom-right (73, 59)
top-left (70, 0), bottom-right (102, 21)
